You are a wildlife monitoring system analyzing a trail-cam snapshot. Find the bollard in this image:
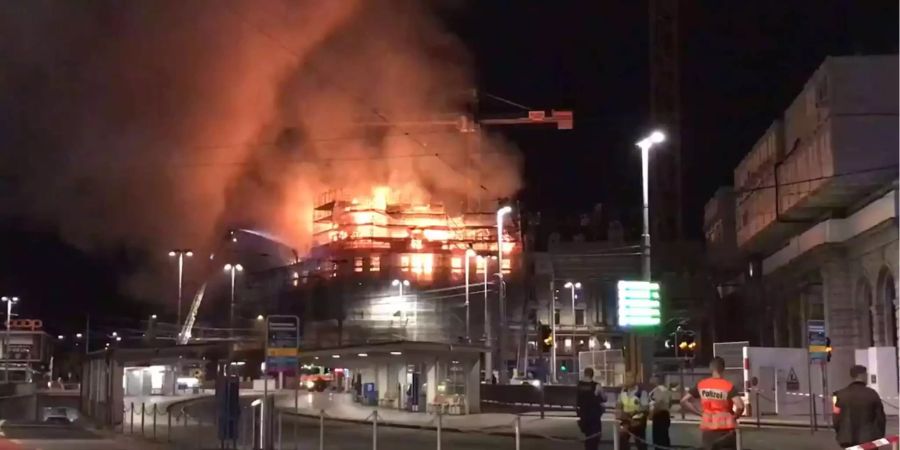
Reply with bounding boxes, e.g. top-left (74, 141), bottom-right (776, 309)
top-left (130, 402), bottom-right (135, 434)
top-left (251, 406), bottom-right (257, 450)
top-left (372, 410), bottom-right (378, 450)
top-left (183, 408), bottom-right (188, 428)
top-left (514, 415), bottom-right (521, 450)
top-left (539, 386), bottom-right (545, 419)
top-left (167, 409), bottom-right (172, 443)
top-left (152, 404), bottom-right (157, 440)
top-left (277, 411), bottom-right (283, 450)
top-left (319, 409), bottom-right (325, 450)
top-left (141, 403), bottom-right (146, 436)
top-left (755, 389), bottom-right (761, 429)
top-left (612, 421), bottom-right (621, 450)
top-left (735, 428), bottom-right (743, 450)
top-left (436, 410), bottom-right (442, 450)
